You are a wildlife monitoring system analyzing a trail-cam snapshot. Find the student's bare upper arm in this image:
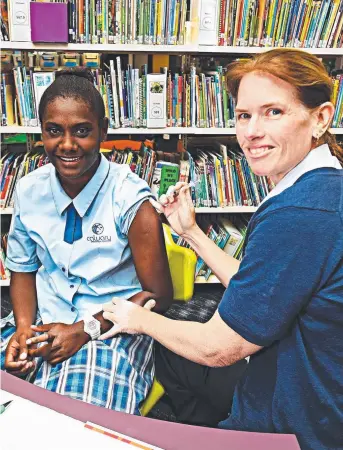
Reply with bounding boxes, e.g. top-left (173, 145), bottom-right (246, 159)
top-left (128, 200), bottom-right (173, 312)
